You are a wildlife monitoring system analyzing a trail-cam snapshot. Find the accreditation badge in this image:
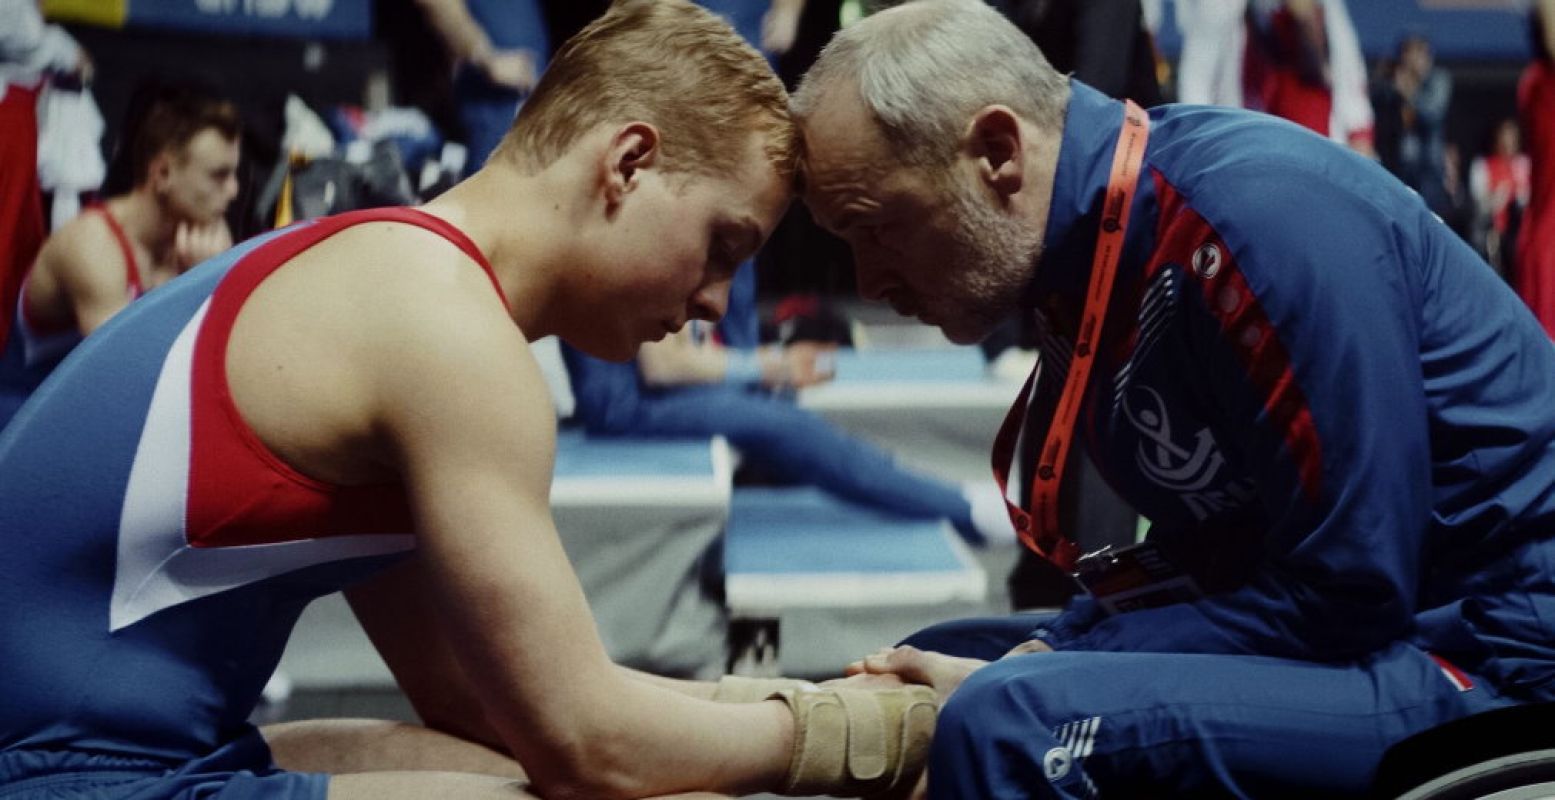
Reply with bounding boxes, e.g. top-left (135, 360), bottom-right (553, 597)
top-left (1072, 541), bottom-right (1202, 616)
